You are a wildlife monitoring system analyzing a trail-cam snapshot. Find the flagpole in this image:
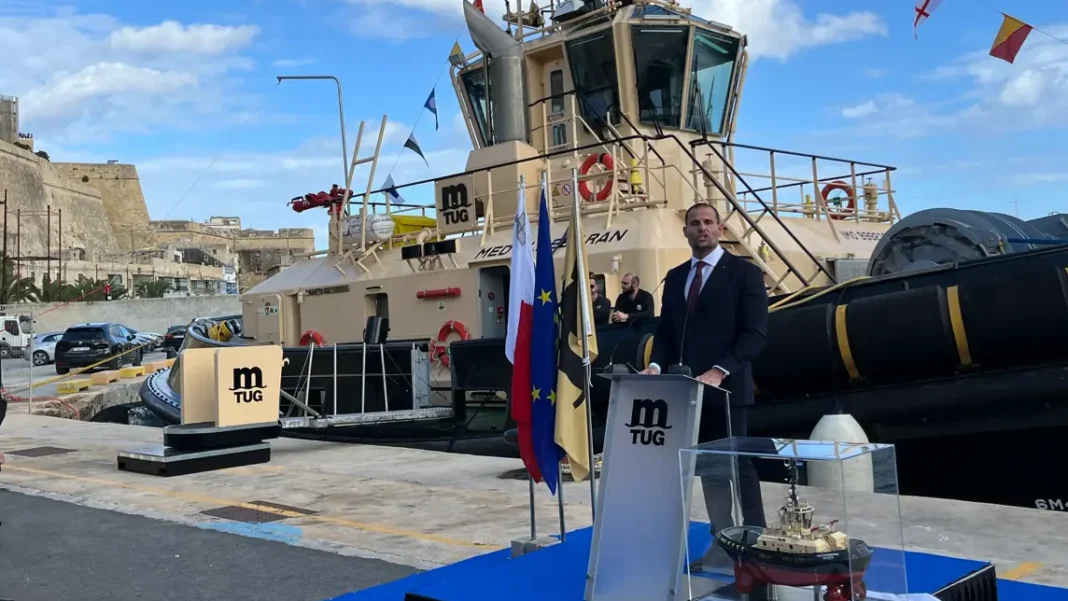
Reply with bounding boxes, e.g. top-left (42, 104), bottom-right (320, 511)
top-left (557, 462), bottom-right (567, 542)
top-left (529, 476), bottom-right (538, 540)
top-left (570, 167), bottom-right (598, 516)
